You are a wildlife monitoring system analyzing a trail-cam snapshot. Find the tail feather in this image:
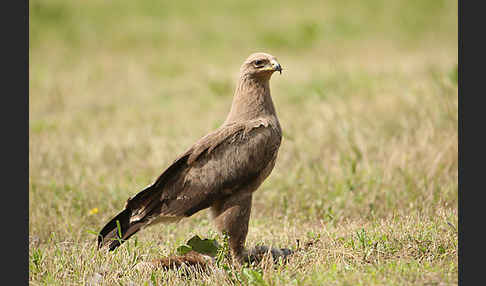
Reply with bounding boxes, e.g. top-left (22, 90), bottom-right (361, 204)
top-left (97, 209), bottom-right (146, 251)
top-left (97, 154), bottom-right (191, 251)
